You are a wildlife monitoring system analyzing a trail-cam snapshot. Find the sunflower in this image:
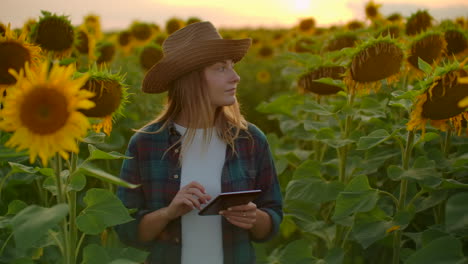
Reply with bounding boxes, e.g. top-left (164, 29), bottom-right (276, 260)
top-left (376, 25), bottom-right (401, 39)
top-left (444, 28), bottom-right (468, 58)
top-left (387, 13), bottom-right (403, 23)
top-left (298, 18), bottom-right (315, 33)
top-left (347, 20), bottom-right (365, 31)
top-left (258, 44), bottom-right (274, 58)
top-left (407, 32), bottom-right (446, 74)
top-left (406, 10), bottom-right (432, 36)
top-left (0, 23), bottom-right (6, 37)
top-left (83, 14), bottom-right (102, 40)
top-left (21, 18), bottom-right (37, 36)
top-left (154, 33), bottom-right (167, 46)
top-left (344, 36), bottom-right (404, 95)
top-left (165, 18), bottom-right (185, 35)
top-left (407, 61), bottom-right (468, 136)
top-left (299, 65), bottom-right (346, 95)
top-left (256, 70), bottom-right (271, 84)
top-left (326, 32), bottom-right (358, 52)
top-left (130, 21), bottom-right (154, 46)
top-left (78, 67), bottom-right (128, 135)
top-left (0, 61), bottom-right (94, 165)
top-left (95, 41), bottom-right (116, 66)
top-left (365, 0), bottom-right (382, 21)
top-left (31, 11), bottom-right (74, 58)
top-left (186, 17), bottom-right (202, 25)
top-left (75, 25), bottom-right (96, 61)
top-left (139, 44), bottom-right (163, 71)
top-left (0, 24), bottom-right (42, 94)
